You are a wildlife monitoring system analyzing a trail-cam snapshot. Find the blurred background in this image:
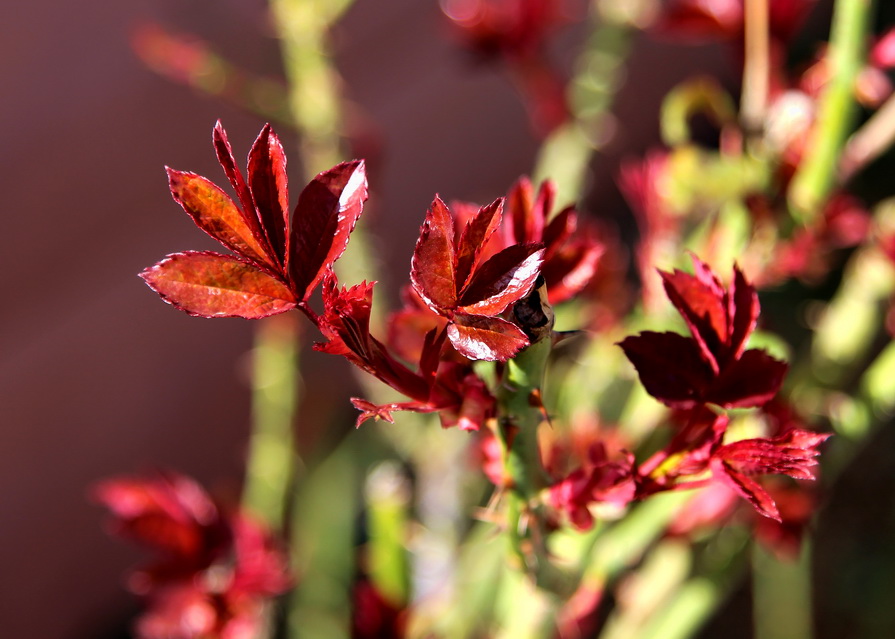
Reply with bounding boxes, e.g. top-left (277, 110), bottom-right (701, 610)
top-left (3, 0), bottom-right (894, 637)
